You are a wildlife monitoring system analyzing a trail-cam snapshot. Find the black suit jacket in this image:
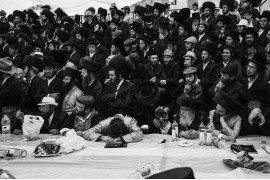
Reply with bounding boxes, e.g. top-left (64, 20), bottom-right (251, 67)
top-left (258, 27), bottom-right (270, 48)
top-left (129, 63), bottom-right (148, 86)
top-left (21, 44), bottom-right (32, 58)
top-left (196, 34), bottom-right (208, 50)
top-left (162, 61), bottom-right (181, 87)
top-left (100, 80), bottom-right (135, 116)
top-left (12, 55), bottom-right (23, 68)
top-left (69, 51), bottom-right (81, 69)
top-left (40, 110), bottom-right (68, 134)
top-left (240, 76), bottom-right (269, 90)
top-left (144, 63), bottom-right (166, 82)
top-left (91, 46), bottom-right (109, 66)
